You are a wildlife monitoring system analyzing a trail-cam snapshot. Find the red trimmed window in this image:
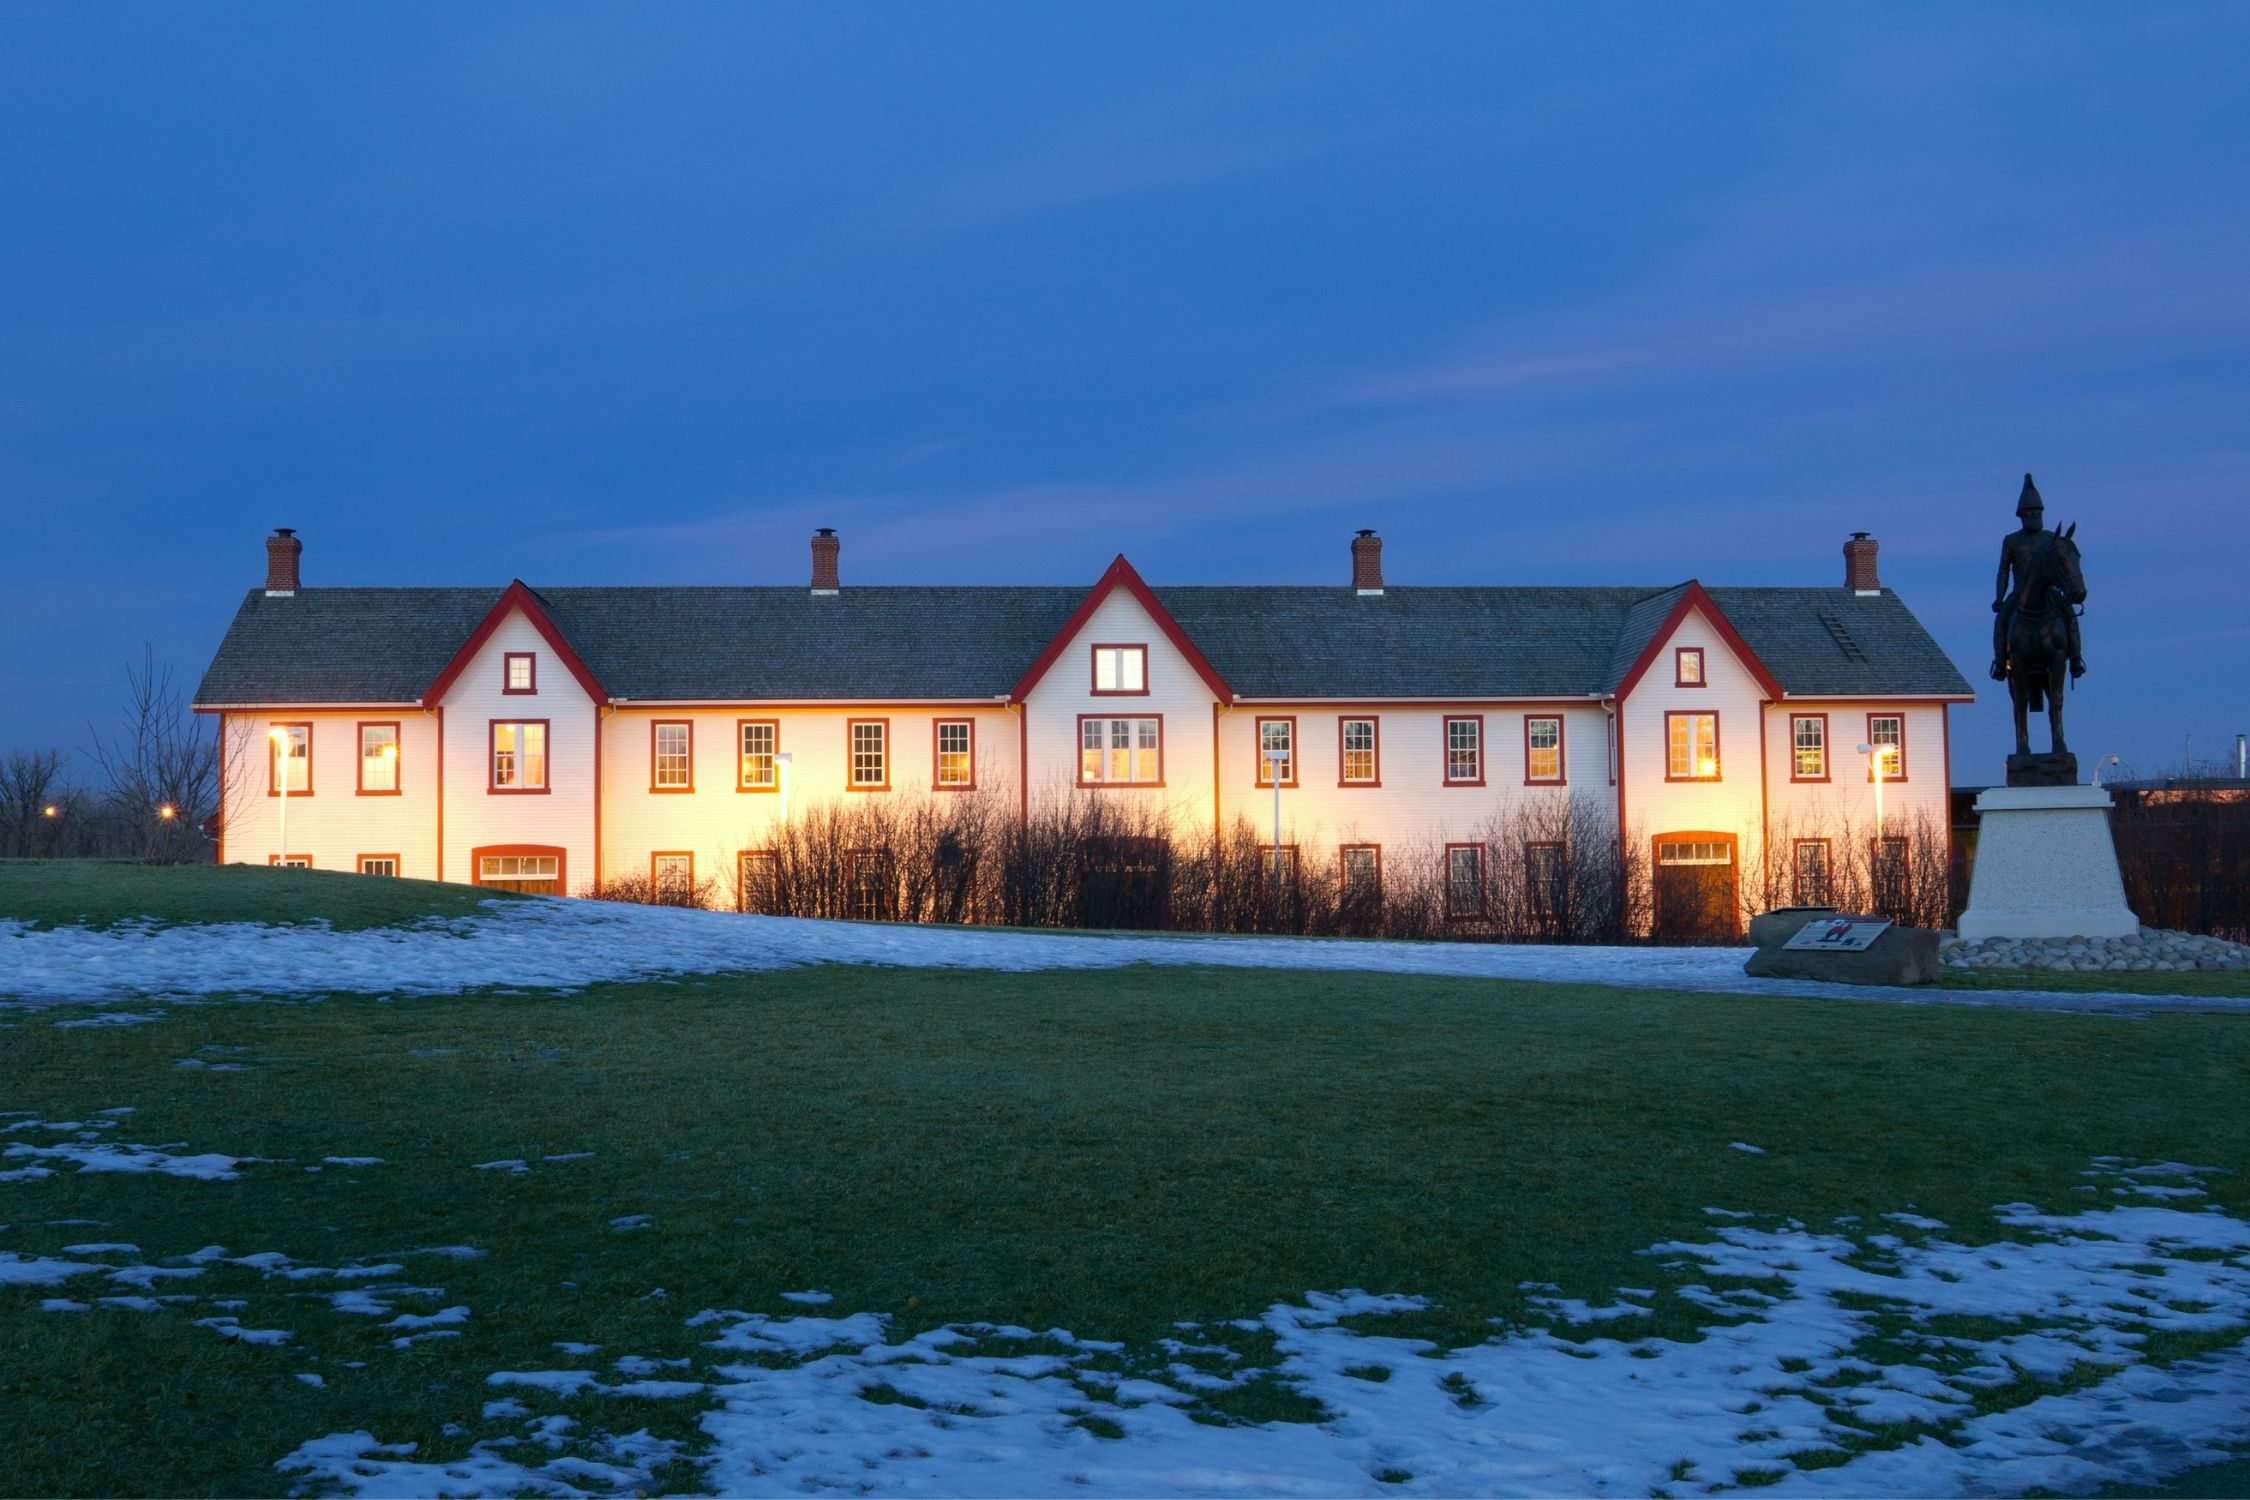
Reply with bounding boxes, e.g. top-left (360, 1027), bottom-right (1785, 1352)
top-left (652, 851), bottom-right (695, 901)
top-left (491, 720), bottom-right (549, 792)
top-left (1261, 845), bottom-right (1300, 894)
top-left (1339, 717), bottom-right (1379, 786)
top-left (1791, 714), bottom-right (1829, 781)
top-left (738, 720), bottom-right (779, 791)
top-left (738, 850), bottom-right (777, 914)
top-left (848, 720), bottom-right (890, 791)
top-left (1079, 715), bottom-right (1162, 786)
top-left (269, 722), bottom-right (312, 796)
top-left (1090, 644), bottom-right (1148, 696)
top-left (1665, 712), bottom-right (1720, 781)
top-left (651, 720), bottom-right (693, 792)
top-left (504, 653), bottom-right (536, 694)
top-left (934, 719), bottom-right (975, 790)
top-left (1443, 716), bottom-right (1484, 785)
top-left (1526, 841), bottom-right (1563, 919)
top-left (1793, 840), bottom-right (1831, 906)
top-left (1867, 713), bottom-right (1907, 781)
top-left (357, 855), bottom-right (400, 877)
top-left (1255, 717), bottom-right (1297, 787)
top-left (1445, 843), bottom-right (1486, 918)
top-left (1675, 647), bottom-right (1705, 687)
top-left (357, 722), bottom-right (401, 795)
top-left (268, 853), bottom-right (312, 868)
top-left (1524, 716), bottom-right (1564, 784)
